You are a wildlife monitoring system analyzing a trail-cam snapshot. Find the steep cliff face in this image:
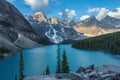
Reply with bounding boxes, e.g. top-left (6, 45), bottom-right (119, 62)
top-left (0, 0), bottom-right (42, 57)
top-left (0, 0), bottom-right (41, 43)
